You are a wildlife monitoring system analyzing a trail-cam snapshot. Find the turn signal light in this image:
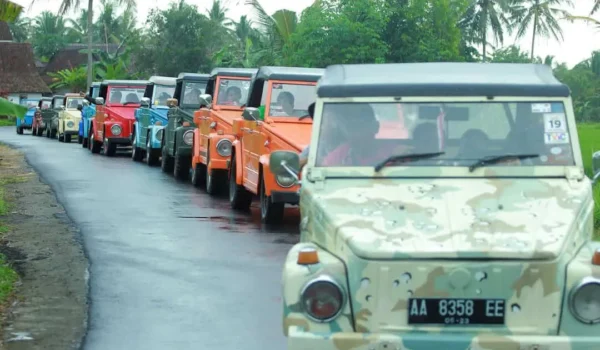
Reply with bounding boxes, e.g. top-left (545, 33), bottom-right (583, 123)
top-left (155, 121), bottom-right (162, 126)
top-left (182, 122), bottom-right (190, 127)
top-left (592, 248), bottom-right (600, 266)
top-left (297, 247), bottom-right (319, 265)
